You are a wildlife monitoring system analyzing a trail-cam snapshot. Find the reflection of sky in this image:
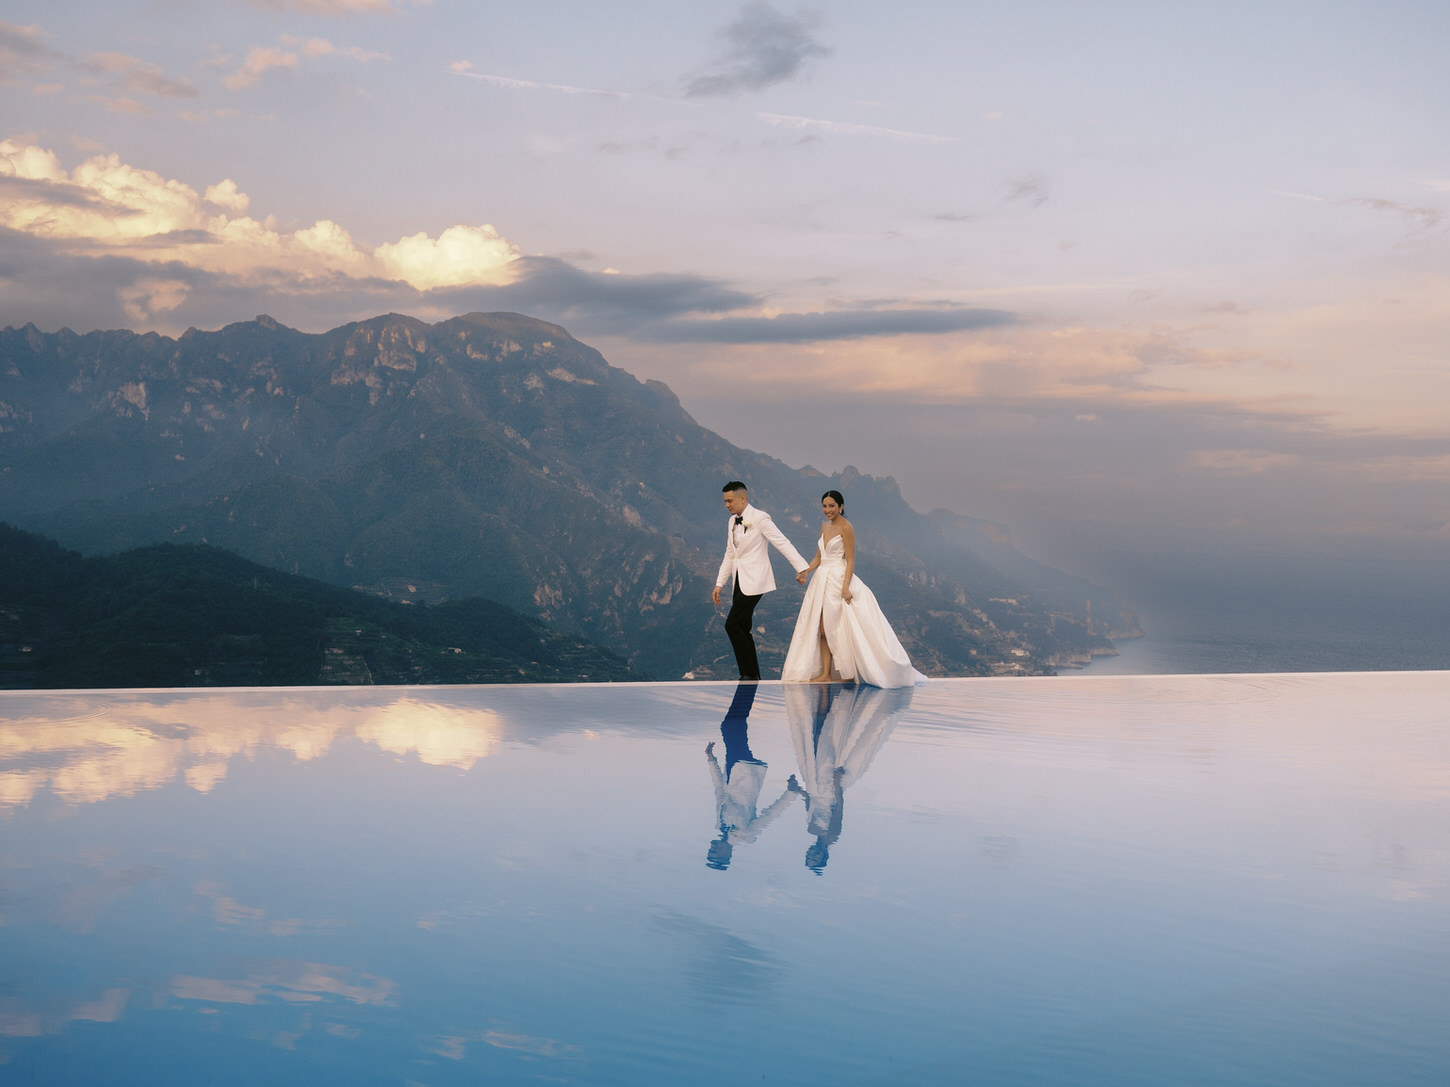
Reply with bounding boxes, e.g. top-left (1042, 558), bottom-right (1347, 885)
top-left (2, 675), bottom-right (1448, 1084)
